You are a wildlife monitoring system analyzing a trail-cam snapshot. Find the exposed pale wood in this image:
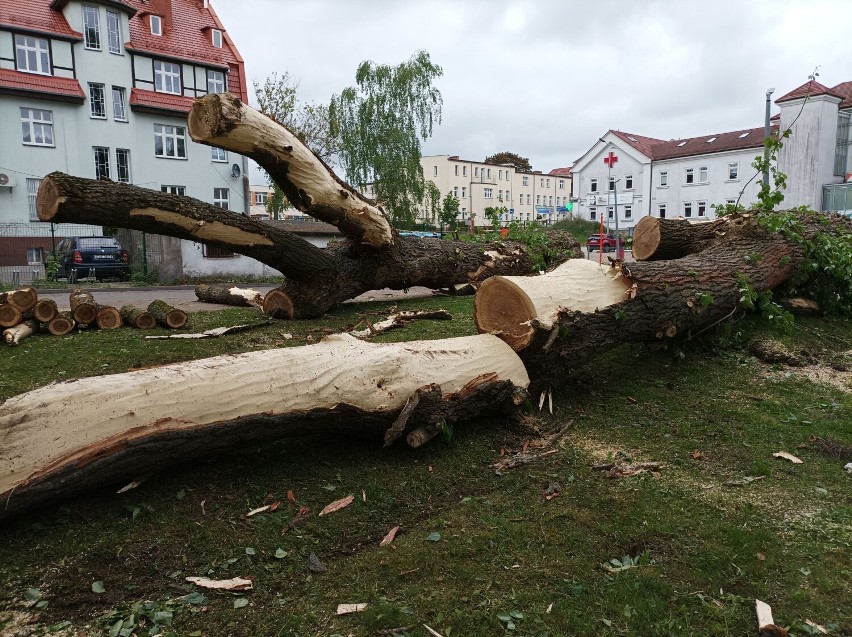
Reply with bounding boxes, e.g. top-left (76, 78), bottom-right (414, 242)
top-left (0, 334), bottom-right (529, 518)
top-left (755, 599), bottom-right (786, 636)
top-left (47, 312), bottom-right (76, 336)
top-left (195, 283), bottom-right (263, 308)
top-left (33, 299), bottom-right (59, 323)
top-left (148, 300), bottom-right (188, 329)
top-left (5, 287), bottom-right (37, 312)
top-left (351, 310), bottom-right (452, 338)
top-left (262, 289), bottom-right (294, 319)
top-left (69, 288), bottom-right (97, 325)
top-left (95, 305), bottom-right (122, 330)
top-left (0, 305), bottom-right (22, 328)
top-left (120, 305), bottom-right (156, 329)
top-left (188, 93), bottom-right (394, 249)
top-left (632, 215), bottom-right (749, 261)
top-left (475, 259), bottom-right (631, 350)
top-left (3, 320), bottom-right (37, 346)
